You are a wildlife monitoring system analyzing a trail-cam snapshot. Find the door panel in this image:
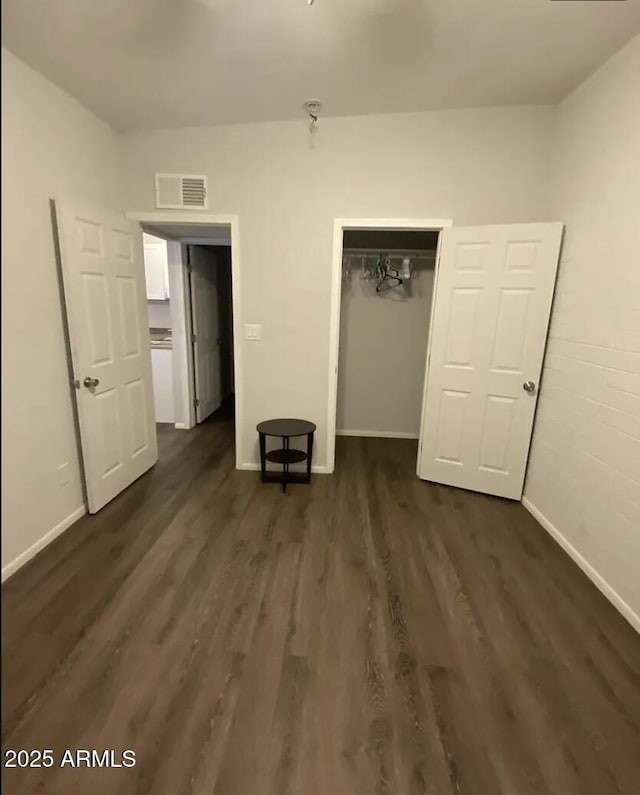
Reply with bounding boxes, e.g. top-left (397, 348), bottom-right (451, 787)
top-left (189, 246), bottom-right (222, 422)
top-left (478, 394), bottom-right (516, 472)
top-left (57, 202), bottom-right (158, 513)
top-left (126, 378), bottom-right (150, 457)
top-left (418, 223), bottom-right (563, 499)
top-left (491, 288), bottom-right (532, 371)
top-left (189, 247), bottom-right (222, 423)
top-left (117, 276), bottom-right (142, 357)
top-left (435, 389), bottom-right (468, 464)
top-left (445, 287), bottom-right (482, 367)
